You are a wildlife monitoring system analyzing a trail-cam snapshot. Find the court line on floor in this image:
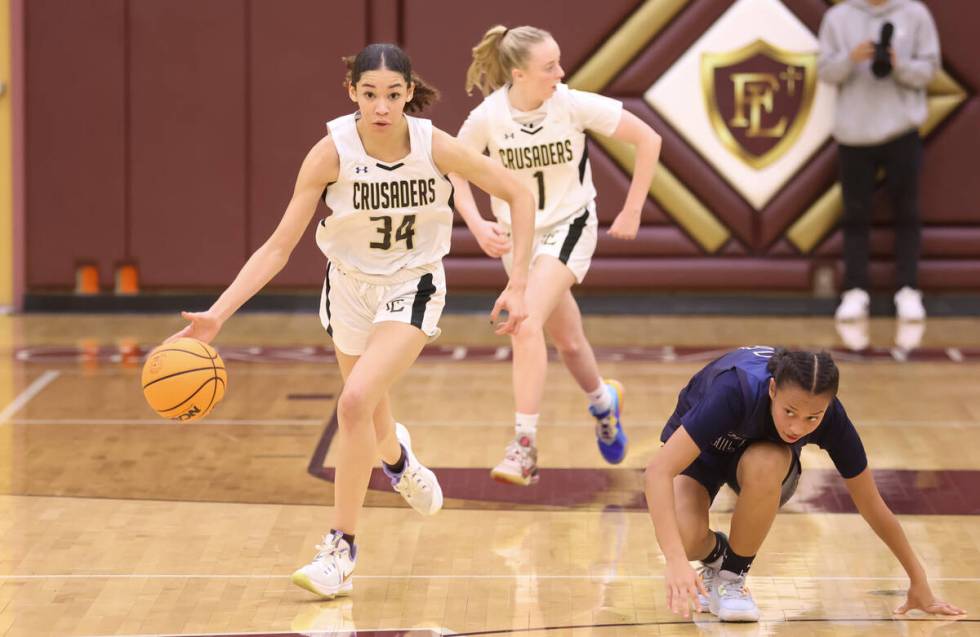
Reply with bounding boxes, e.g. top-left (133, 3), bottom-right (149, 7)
top-left (4, 417), bottom-right (979, 428)
top-left (75, 616), bottom-right (980, 637)
top-left (0, 370), bottom-right (60, 423)
top-left (2, 573), bottom-right (979, 582)
top-left (453, 617), bottom-right (978, 636)
top-left (82, 630), bottom-right (450, 637)
top-left (3, 417), bottom-right (323, 426)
